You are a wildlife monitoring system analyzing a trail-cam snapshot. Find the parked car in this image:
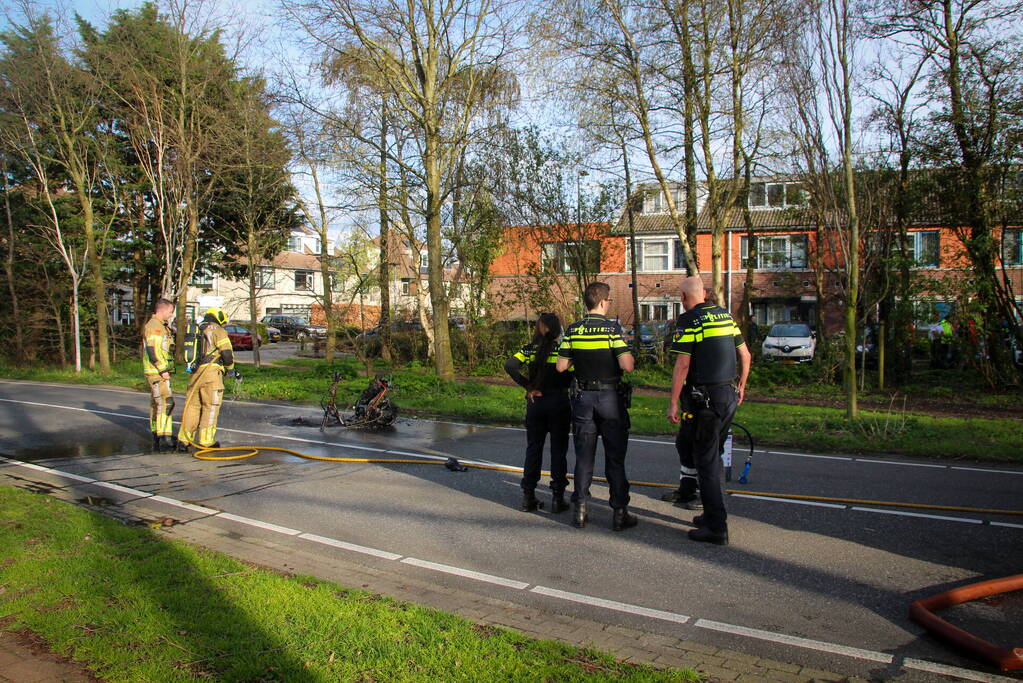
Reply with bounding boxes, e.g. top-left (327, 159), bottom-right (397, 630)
top-left (236, 321), bottom-right (282, 344)
top-left (761, 322), bottom-right (816, 363)
top-left (260, 315), bottom-right (326, 340)
top-left (223, 324), bottom-right (255, 351)
top-left (625, 322), bottom-right (668, 353)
